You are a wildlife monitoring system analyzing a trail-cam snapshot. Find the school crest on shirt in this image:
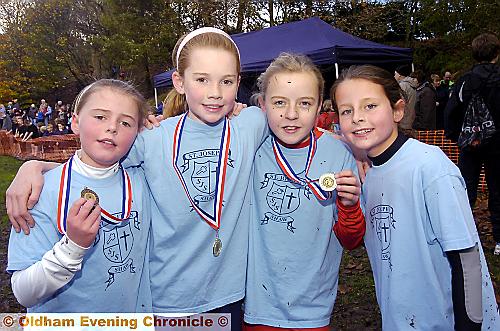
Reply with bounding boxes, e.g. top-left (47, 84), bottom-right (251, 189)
top-left (180, 149), bottom-right (234, 205)
top-left (94, 211), bottom-right (139, 289)
top-left (260, 172), bottom-right (312, 233)
top-left (370, 205), bottom-right (396, 268)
